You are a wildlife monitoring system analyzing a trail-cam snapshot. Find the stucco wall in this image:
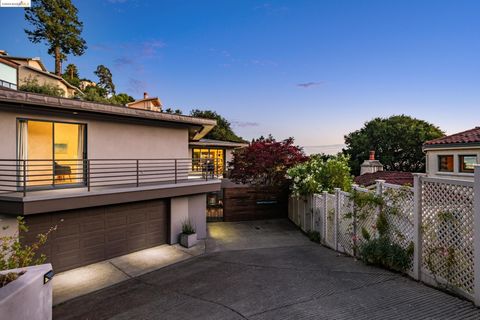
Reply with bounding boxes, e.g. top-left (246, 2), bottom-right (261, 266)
top-left (0, 110), bottom-right (189, 160)
top-left (425, 147), bottom-right (480, 181)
